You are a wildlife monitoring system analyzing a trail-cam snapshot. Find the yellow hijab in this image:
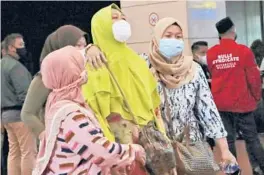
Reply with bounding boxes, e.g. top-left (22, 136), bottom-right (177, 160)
top-left (82, 4), bottom-right (163, 141)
